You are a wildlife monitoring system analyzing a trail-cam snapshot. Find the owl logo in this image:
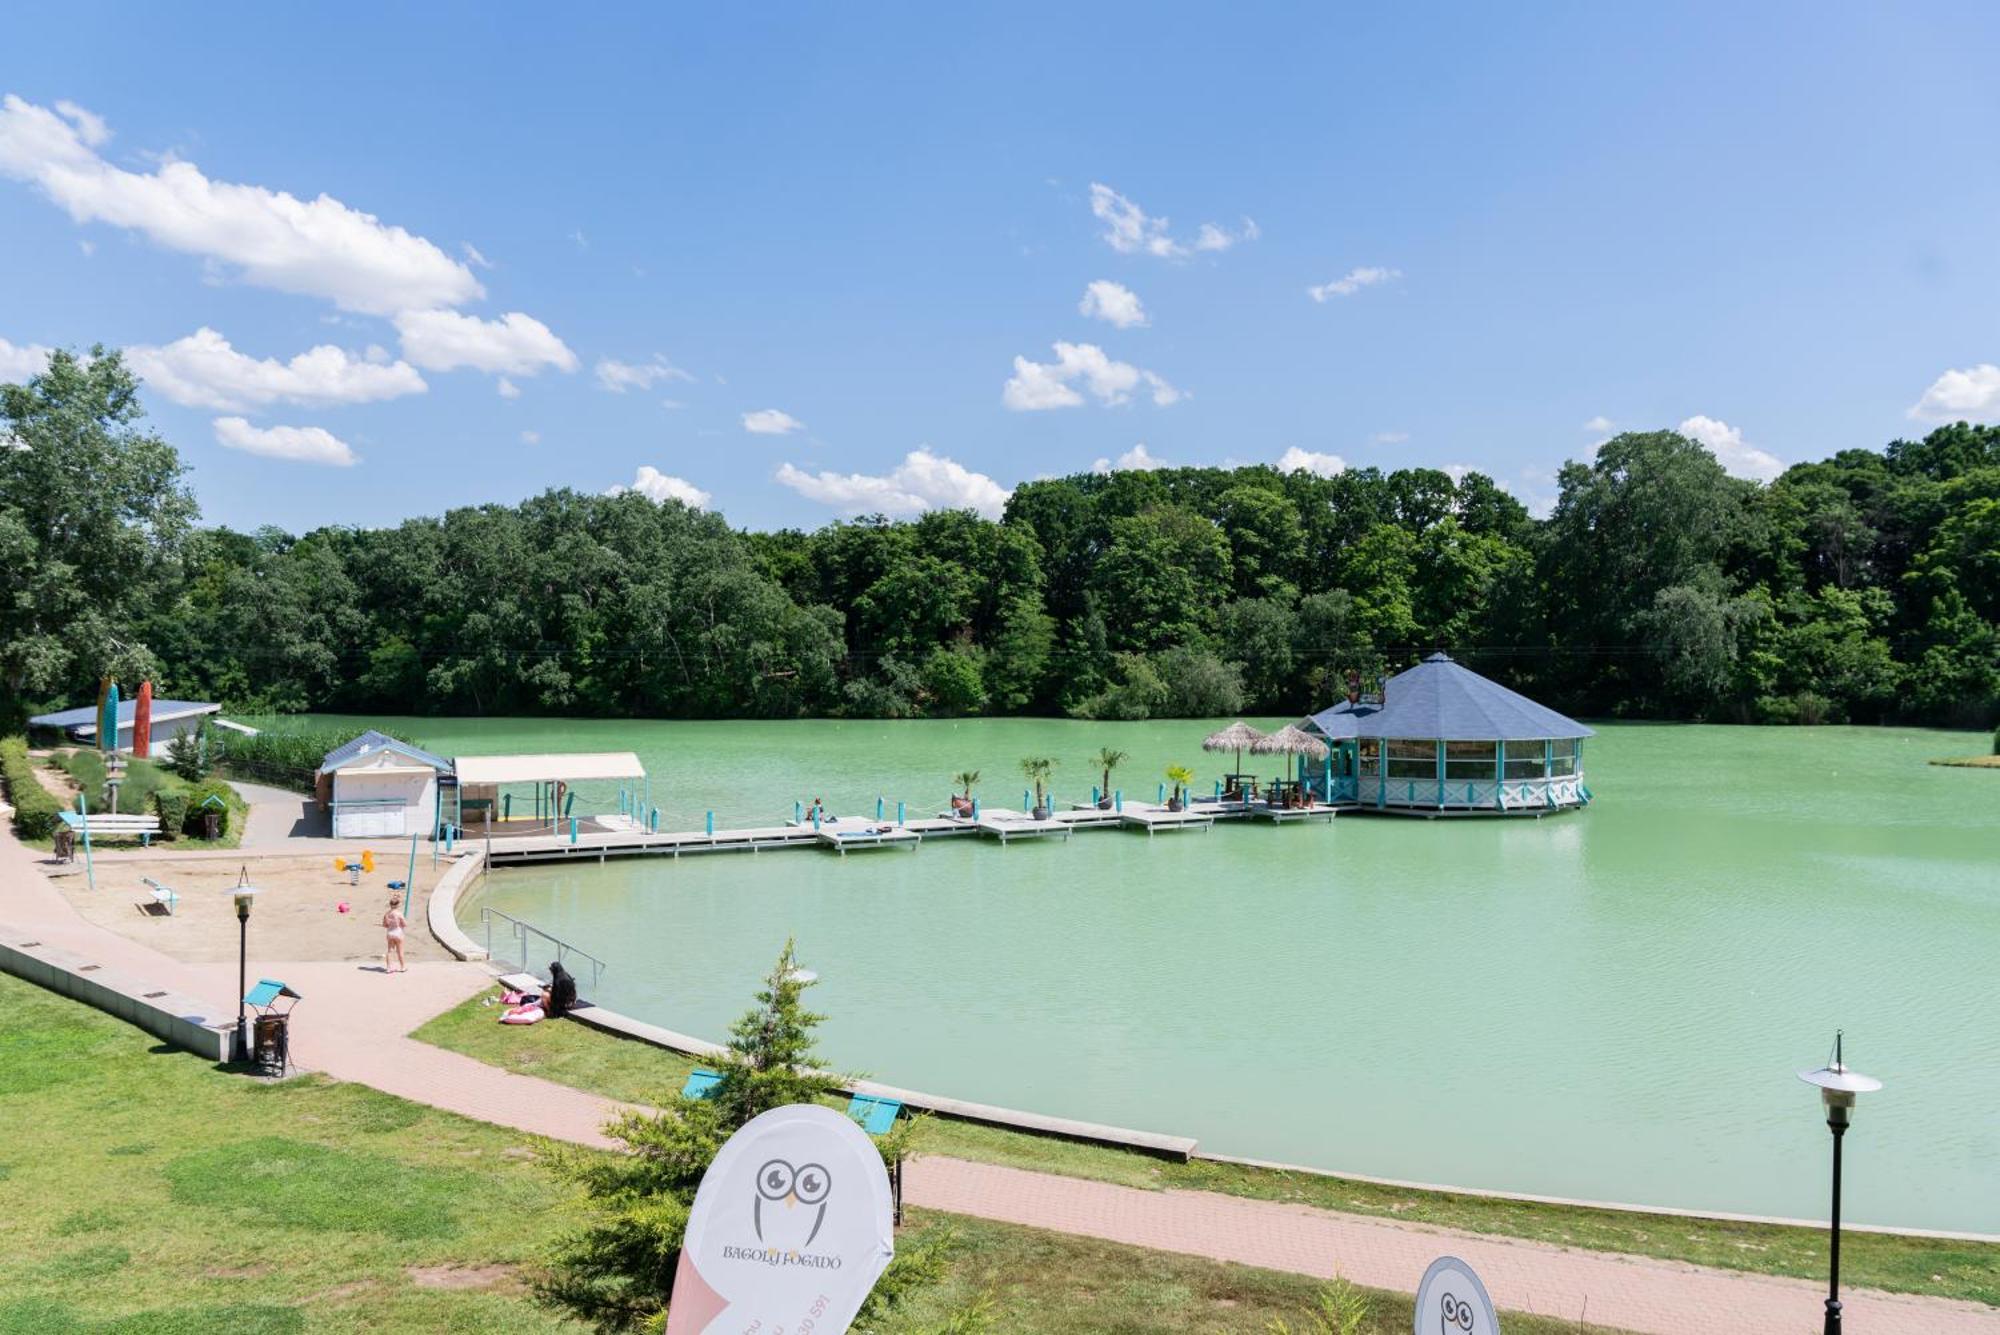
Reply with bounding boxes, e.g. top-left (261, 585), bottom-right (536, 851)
top-left (753, 1158), bottom-right (833, 1251)
top-left (1439, 1293), bottom-right (1475, 1333)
